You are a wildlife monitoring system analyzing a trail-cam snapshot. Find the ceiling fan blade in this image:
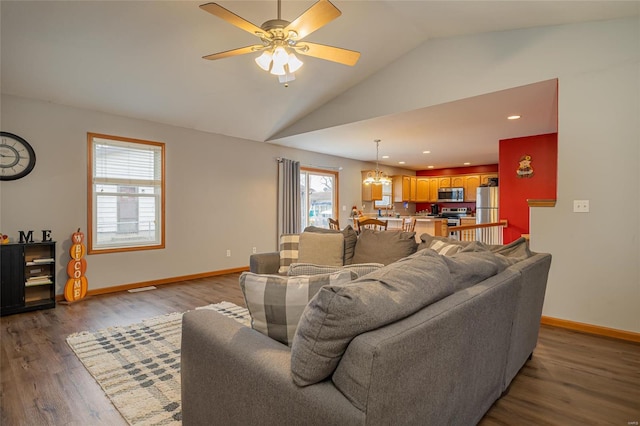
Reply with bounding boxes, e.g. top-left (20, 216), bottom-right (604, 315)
top-left (285, 0), bottom-right (341, 40)
top-left (296, 42), bottom-right (360, 66)
top-left (202, 45), bottom-right (264, 61)
top-left (200, 3), bottom-right (265, 37)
